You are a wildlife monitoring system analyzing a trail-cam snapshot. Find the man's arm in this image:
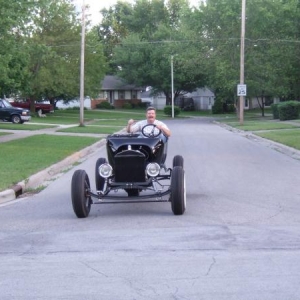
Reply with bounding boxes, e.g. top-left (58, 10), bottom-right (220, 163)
top-left (156, 123), bottom-right (171, 137)
top-left (127, 119), bottom-right (135, 133)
